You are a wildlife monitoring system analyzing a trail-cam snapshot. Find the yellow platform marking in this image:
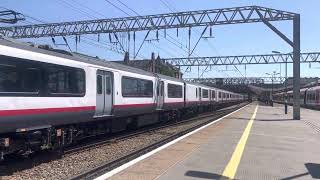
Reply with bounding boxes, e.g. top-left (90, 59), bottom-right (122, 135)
top-left (221, 104), bottom-right (259, 179)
